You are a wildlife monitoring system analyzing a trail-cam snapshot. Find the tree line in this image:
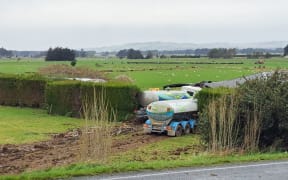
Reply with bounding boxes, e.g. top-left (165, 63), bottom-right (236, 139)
top-left (1, 44), bottom-right (288, 59)
top-left (45, 47), bottom-right (76, 61)
top-left (207, 48), bottom-right (236, 58)
top-left (116, 49), bottom-right (153, 59)
top-left (115, 45), bottom-right (288, 59)
top-left (115, 47), bottom-right (287, 59)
